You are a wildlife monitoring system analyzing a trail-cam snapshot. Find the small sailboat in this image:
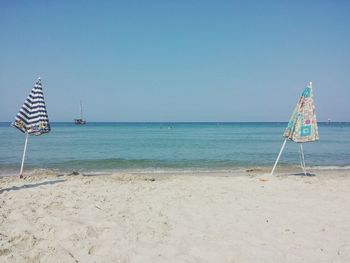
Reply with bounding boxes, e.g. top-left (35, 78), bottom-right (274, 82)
top-left (74, 100), bottom-right (86, 125)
